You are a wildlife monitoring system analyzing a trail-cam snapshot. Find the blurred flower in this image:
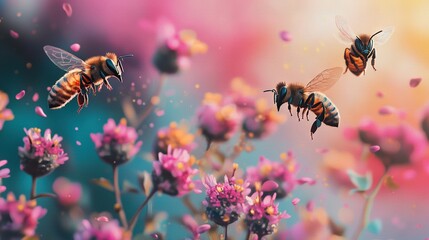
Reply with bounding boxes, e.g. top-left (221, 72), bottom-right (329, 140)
top-left (152, 22), bottom-right (207, 74)
top-left (321, 150), bottom-right (357, 189)
top-left (358, 118), bottom-right (426, 169)
top-left (347, 170), bottom-right (372, 194)
top-left (74, 216), bottom-right (130, 240)
top-left (246, 155), bottom-right (298, 199)
top-left (0, 193), bottom-right (47, 238)
top-left (0, 90), bottom-right (14, 130)
top-left (242, 99), bottom-right (285, 139)
top-left (152, 146), bottom-right (199, 196)
top-left (90, 118), bottom-right (142, 166)
top-left (18, 128), bottom-right (68, 177)
top-left (245, 190), bottom-right (290, 239)
top-left (0, 160), bottom-right (10, 194)
top-left (197, 93), bottom-right (241, 144)
top-left (420, 104), bottom-right (429, 140)
top-left (181, 214), bottom-right (211, 240)
top-left (202, 168), bottom-right (250, 227)
top-left (53, 177), bottom-right (82, 207)
top-left (153, 122), bottom-right (195, 156)
top-left (228, 77), bottom-right (258, 113)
